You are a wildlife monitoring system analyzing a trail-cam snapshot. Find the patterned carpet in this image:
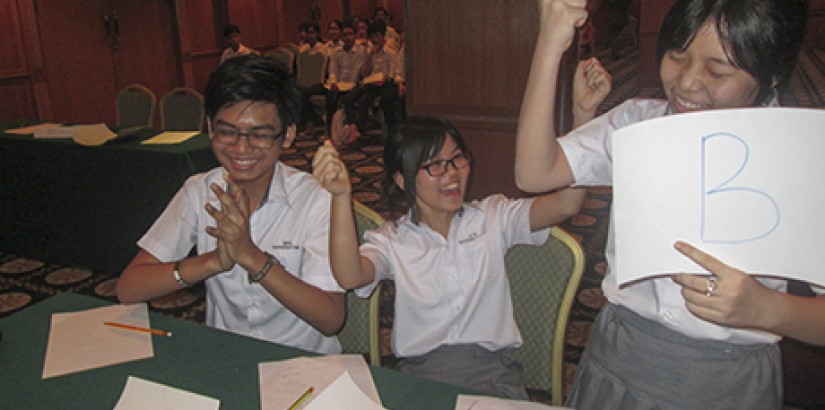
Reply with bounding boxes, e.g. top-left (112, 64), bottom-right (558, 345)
top-left (2, 43), bottom-right (824, 406)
